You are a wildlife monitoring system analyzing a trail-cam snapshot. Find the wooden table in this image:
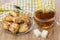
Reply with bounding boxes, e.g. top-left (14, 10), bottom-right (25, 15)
top-left (0, 0), bottom-right (60, 40)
